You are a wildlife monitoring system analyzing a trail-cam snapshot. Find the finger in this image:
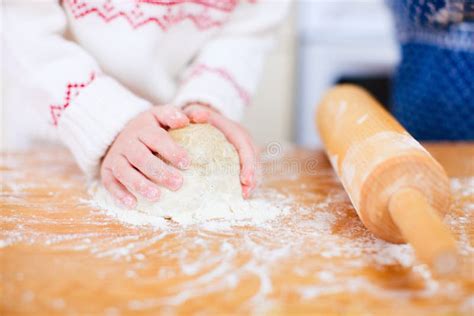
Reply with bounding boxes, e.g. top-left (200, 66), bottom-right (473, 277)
top-left (243, 173), bottom-right (259, 198)
top-left (101, 168), bottom-right (137, 208)
top-left (207, 114), bottom-right (257, 188)
top-left (125, 141), bottom-right (184, 191)
top-left (183, 106), bottom-right (211, 123)
top-left (151, 105), bottom-right (189, 129)
top-left (184, 105), bottom-right (258, 177)
top-left (111, 155), bottom-right (161, 201)
top-left (139, 126), bottom-right (190, 170)
top-left (248, 173), bottom-right (258, 196)
top-left (236, 124), bottom-right (258, 179)
top-left (242, 165), bottom-right (258, 199)
top-left (242, 185), bottom-right (254, 199)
